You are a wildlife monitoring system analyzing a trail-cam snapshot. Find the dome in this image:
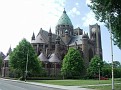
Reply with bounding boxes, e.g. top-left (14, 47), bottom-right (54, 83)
top-left (57, 9), bottom-right (73, 26)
